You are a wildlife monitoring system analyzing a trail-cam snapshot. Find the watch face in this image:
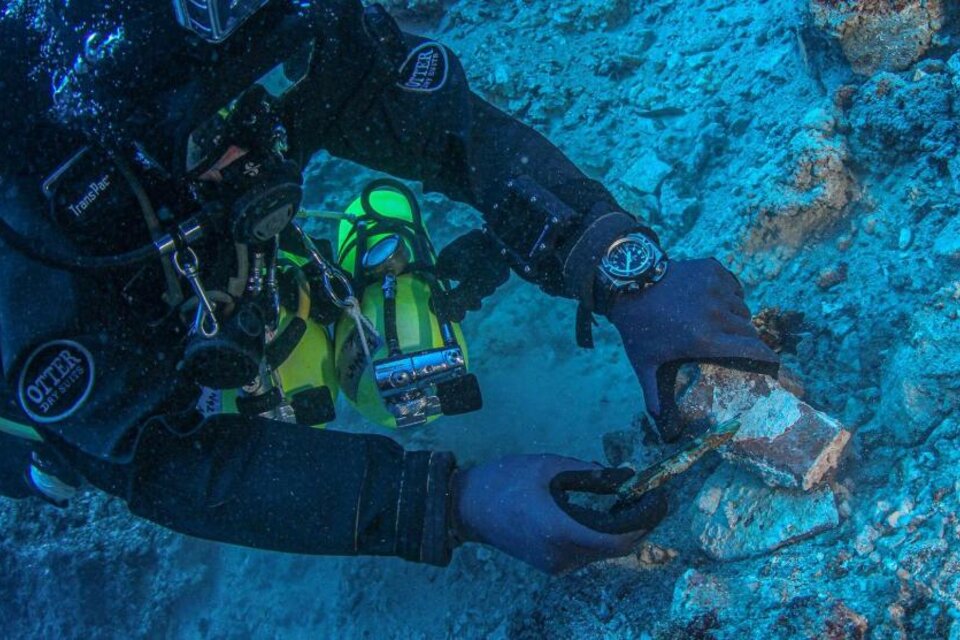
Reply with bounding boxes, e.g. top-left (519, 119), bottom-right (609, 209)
top-left (604, 237), bottom-right (656, 279)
